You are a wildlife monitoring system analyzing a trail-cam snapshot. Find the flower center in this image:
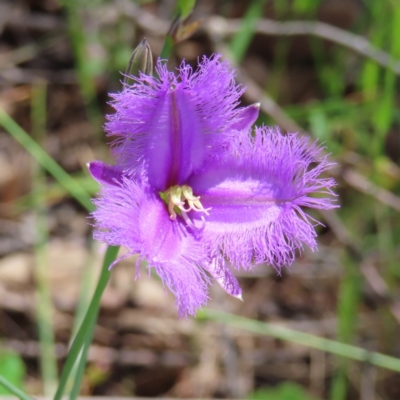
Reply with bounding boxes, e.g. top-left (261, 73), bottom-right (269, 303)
top-left (160, 185), bottom-right (211, 228)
